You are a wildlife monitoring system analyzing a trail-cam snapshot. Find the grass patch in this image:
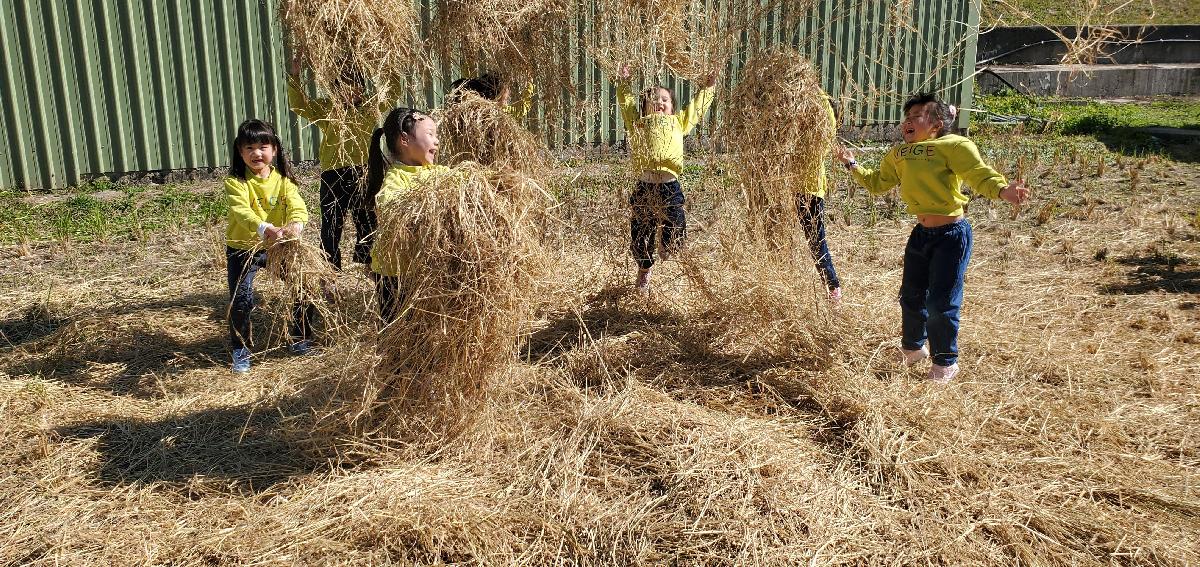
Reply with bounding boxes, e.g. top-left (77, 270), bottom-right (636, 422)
top-left (0, 181), bottom-right (231, 245)
top-left (981, 0), bottom-right (1200, 26)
